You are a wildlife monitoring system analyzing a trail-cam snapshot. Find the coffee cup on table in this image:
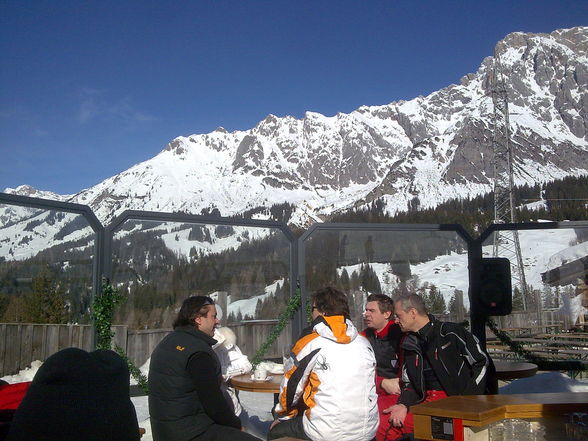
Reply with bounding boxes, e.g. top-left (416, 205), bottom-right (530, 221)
top-left (253, 366), bottom-right (267, 381)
